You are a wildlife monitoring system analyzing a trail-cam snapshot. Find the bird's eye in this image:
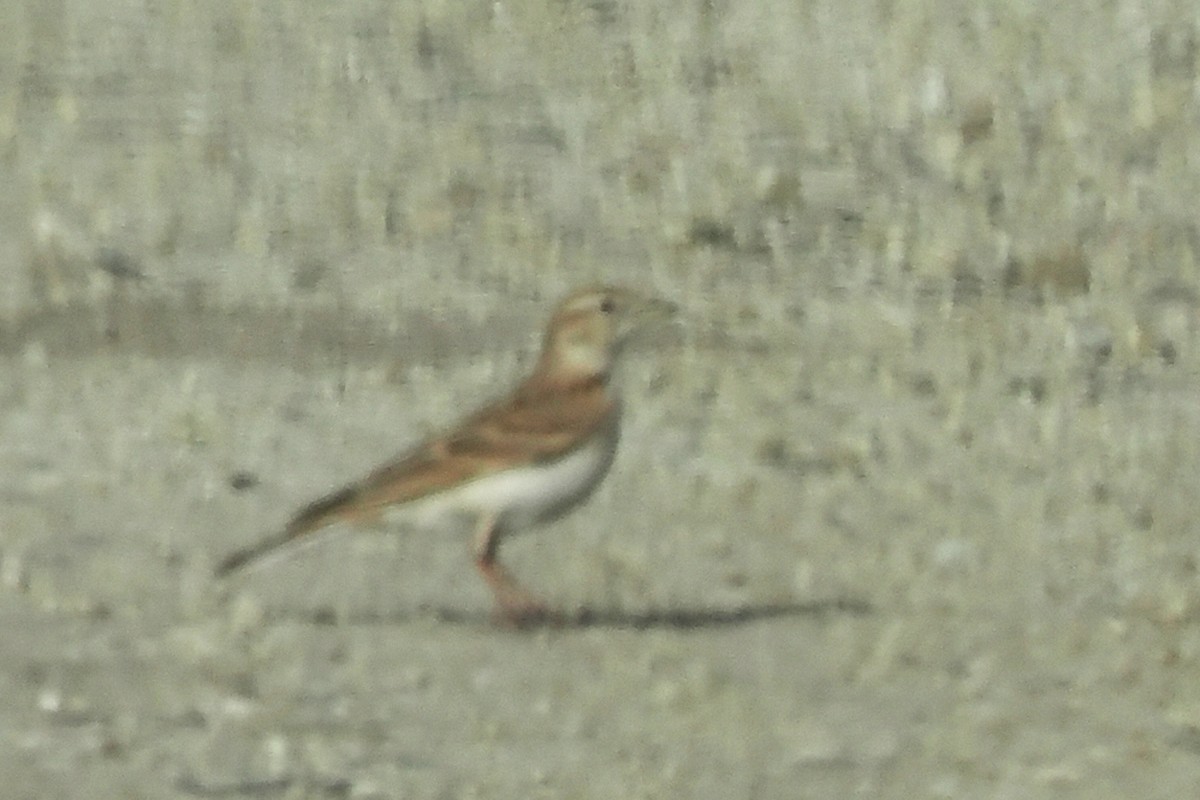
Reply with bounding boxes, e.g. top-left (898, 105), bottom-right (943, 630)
top-left (599, 297), bottom-right (615, 314)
